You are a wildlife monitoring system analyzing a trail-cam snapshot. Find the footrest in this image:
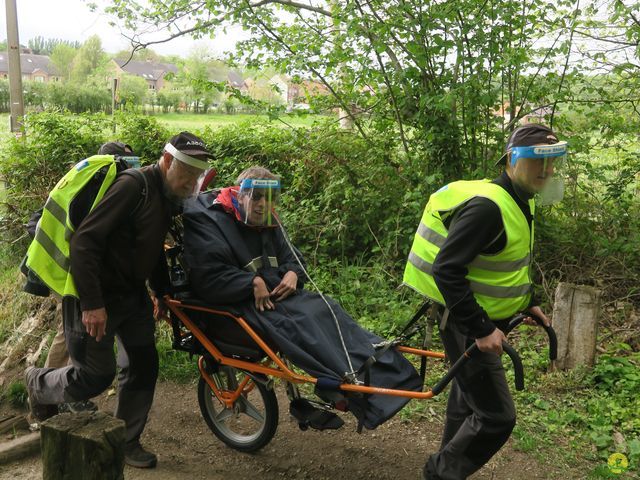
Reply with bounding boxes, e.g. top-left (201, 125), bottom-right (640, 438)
top-left (289, 398), bottom-right (344, 431)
